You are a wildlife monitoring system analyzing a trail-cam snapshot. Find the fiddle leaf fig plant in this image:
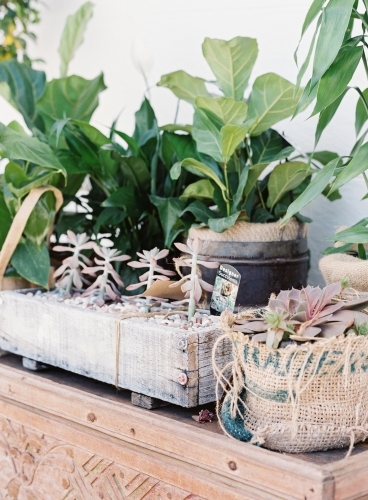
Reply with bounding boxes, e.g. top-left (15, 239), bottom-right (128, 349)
top-left (158, 36), bottom-right (311, 233)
